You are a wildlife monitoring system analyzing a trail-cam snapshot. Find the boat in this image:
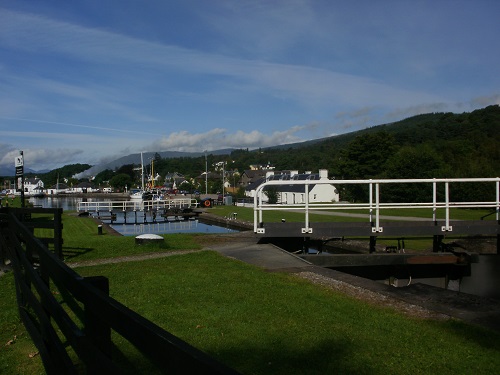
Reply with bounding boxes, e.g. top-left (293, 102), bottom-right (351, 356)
top-left (129, 152), bottom-right (147, 200)
top-left (129, 189), bottom-right (144, 200)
